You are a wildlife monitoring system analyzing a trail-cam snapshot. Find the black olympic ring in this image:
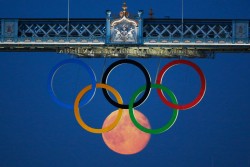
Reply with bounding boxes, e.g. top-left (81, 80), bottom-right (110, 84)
top-left (101, 59), bottom-right (151, 109)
